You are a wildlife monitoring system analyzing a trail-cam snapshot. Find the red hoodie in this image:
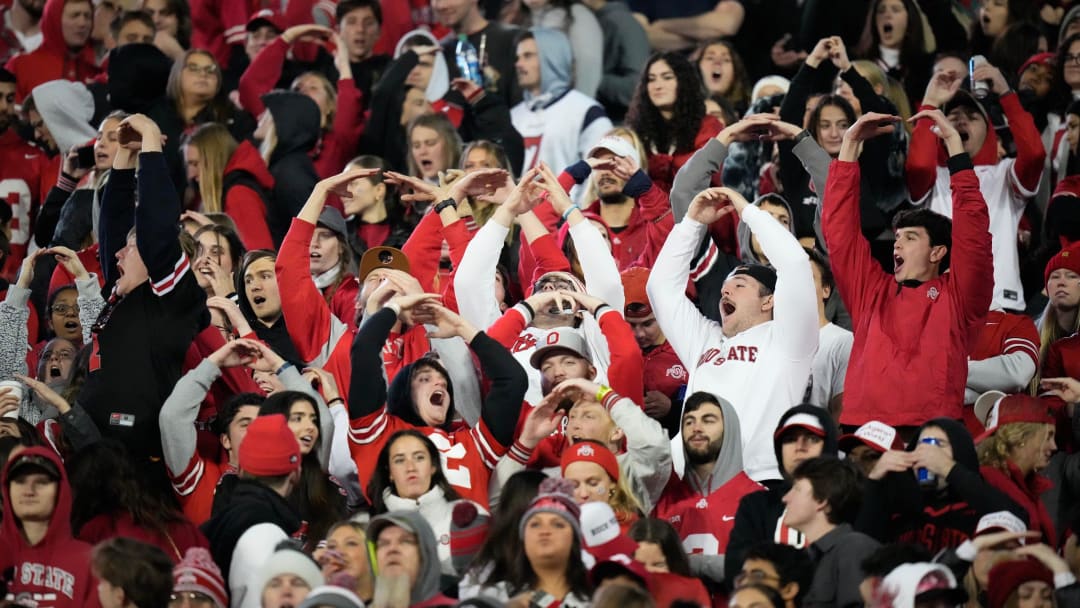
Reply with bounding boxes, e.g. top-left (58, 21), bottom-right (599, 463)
top-left (4, 0), bottom-right (99, 101)
top-left (0, 447), bottom-right (102, 608)
top-left (223, 140), bottom-right (276, 251)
